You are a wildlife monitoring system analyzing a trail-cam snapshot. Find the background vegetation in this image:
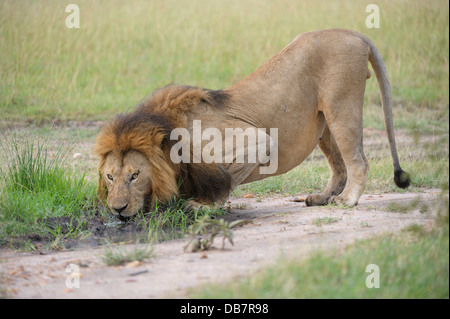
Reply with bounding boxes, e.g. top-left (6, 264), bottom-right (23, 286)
top-left (0, 0), bottom-right (448, 133)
